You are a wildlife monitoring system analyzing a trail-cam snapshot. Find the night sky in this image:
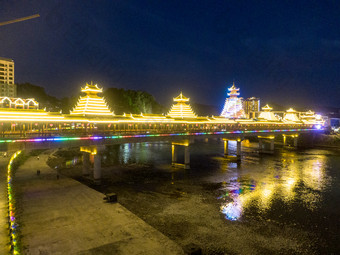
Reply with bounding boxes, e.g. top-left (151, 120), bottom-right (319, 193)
top-left (0, 0), bottom-right (339, 109)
